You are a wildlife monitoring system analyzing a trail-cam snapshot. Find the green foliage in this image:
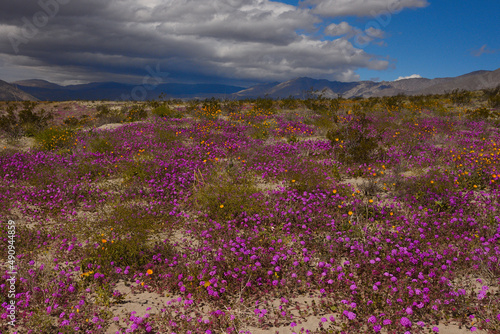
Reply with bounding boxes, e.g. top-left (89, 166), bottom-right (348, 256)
top-left (287, 135), bottom-right (299, 144)
top-left (0, 102), bottom-right (53, 137)
top-left (81, 205), bottom-right (169, 273)
top-left (249, 127), bottom-right (269, 141)
top-left (185, 99), bottom-right (200, 113)
top-left (33, 126), bottom-right (75, 151)
top-left (280, 96), bottom-right (301, 110)
top-left (94, 104), bottom-right (124, 126)
top-left (482, 85), bottom-right (500, 108)
top-left (89, 135), bottom-right (116, 153)
top-left (222, 100), bottom-right (243, 113)
top-left (382, 94), bottom-right (405, 112)
top-left (95, 104), bottom-right (111, 117)
top-left (253, 96), bottom-right (276, 113)
top-left (125, 105), bottom-right (148, 122)
top-left (191, 166), bottom-right (263, 221)
top-left (326, 114), bottom-right (381, 164)
top-left (152, 105), bottom-right (182, 118)
top-left (448, 89), bottom-right (472, 105)
top-left (63, 116), bottom-right (81, 127)
top-left (466, 107), bottom-right (499, 120)
top-left (154, 128), bottom-right (179, 144)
